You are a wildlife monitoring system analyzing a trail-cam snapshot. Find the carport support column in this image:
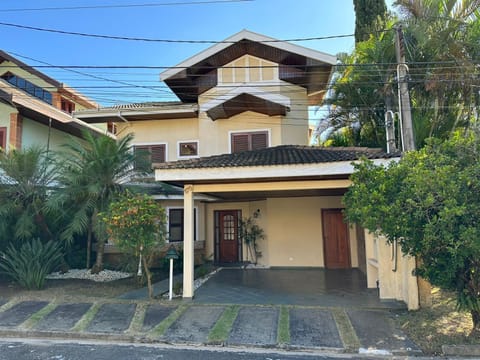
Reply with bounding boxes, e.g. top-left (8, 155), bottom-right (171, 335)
top-left (183, 184), bottom-right (195, 299)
